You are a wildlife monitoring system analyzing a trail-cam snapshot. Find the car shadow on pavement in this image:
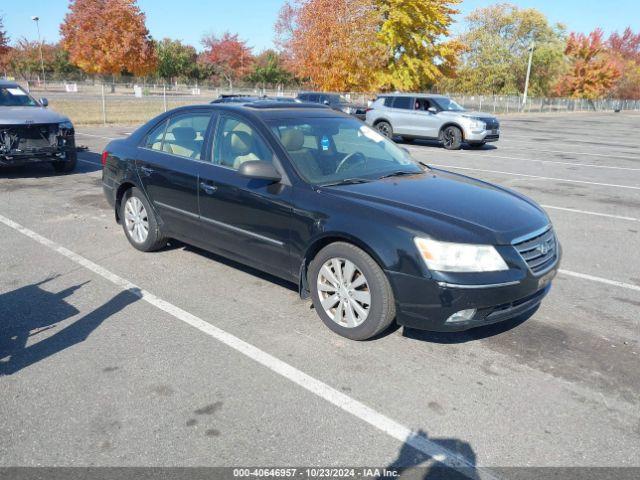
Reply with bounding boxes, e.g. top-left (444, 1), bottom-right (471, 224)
top-left (402, 307), bottom-right (537, 344)
top-left (0, 151), bottom-right (102, 179)
top-left (179, 242), bottom-right (299, 293)
top-left (380, 428), bottom-right (480, 480)
top-left (0, 277), bottom-right (140, 375)
top-left (397, 137), bottom-right (498, 151)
